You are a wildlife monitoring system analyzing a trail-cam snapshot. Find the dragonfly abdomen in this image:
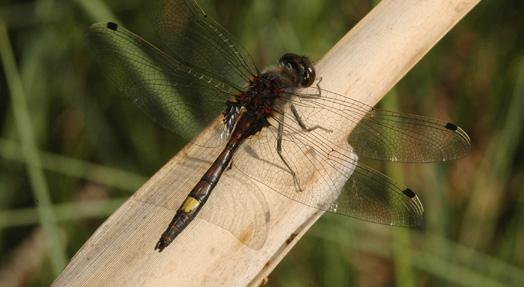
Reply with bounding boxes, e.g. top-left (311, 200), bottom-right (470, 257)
top-left (154, 116), bottom-right (252, 252)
